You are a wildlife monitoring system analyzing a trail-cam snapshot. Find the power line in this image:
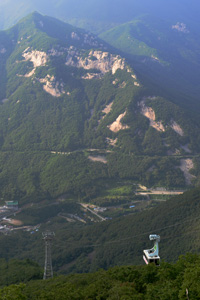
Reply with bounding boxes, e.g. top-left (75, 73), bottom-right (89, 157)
top-left (52, 215), bottom-right (200, 251)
